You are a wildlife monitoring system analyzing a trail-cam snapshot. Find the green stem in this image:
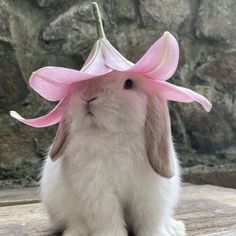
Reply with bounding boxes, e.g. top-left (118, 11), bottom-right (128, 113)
top-left (92, 2), bottom-right (106, 39)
